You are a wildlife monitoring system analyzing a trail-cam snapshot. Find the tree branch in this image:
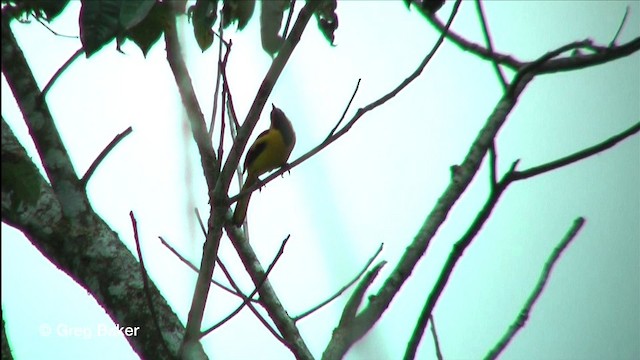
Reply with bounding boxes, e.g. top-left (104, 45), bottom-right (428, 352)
top-left (219, 0), bottom-right (322, 196)
top-left (430, 315), bottom-right (443, 360)
top-left (130, 212), bottom-right (171, 356)
top-left (40, 47), bottom-right (84, 101)
top-left (484, 218), bottom-right (586, 360)
top-left (510, 122), bottom-right (640, 182)
top-left (405, 118), bottom-right (638, 358)
top-left (81, 126), bottom-right (133, 187)
top-left (231, 0), bottom-right (462, 207)
top-left (2, 118), bottom-right (192, 360)
top-left (425, 10), bottom-right (524, 70)
top-left (322, 31), bottom-right (638, 358)
top-left (294, 243), bottom-right (383, 322)
top-left (225, 224), bottom-right (314, 359)
top-left (2, 14), bottom-right (89, 218)
top-left (474, 0), bottom-right (508, 90)
top-left (158, 236), bottom-right (251, 301)
top-left (321, 261), bottom-right (387, 360)
top-left (201, 236), bottom-right (291, 339)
